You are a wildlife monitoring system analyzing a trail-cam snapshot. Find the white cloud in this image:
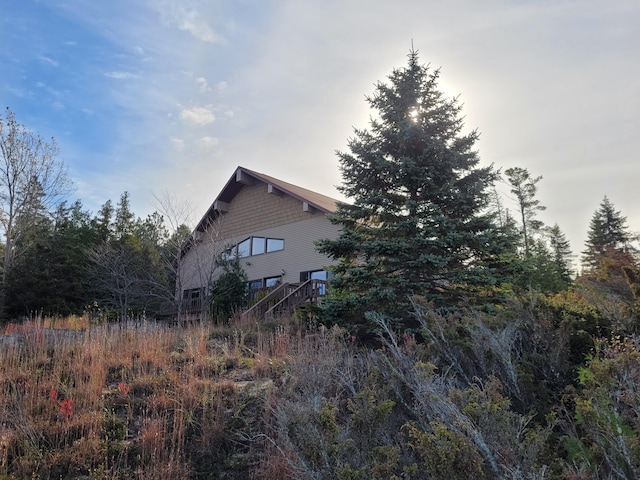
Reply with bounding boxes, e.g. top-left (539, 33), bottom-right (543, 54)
top-left (196, 76), bottom-right (211, 92)
top-left (216, 81), bottom-right (228, 94)
top-left (198, 136), bottom-right (219, 150)
top-left (179, 105), bottom-right (215, 125)
top-left (7, 87), bottom-right (27, 98)
top-left (151, 1), bottom-right (225, 44)
top-left (39, 56), bottom-right (59, 67)
top-left (171, 138), bottom-right (185, 150)
top-left (178, 13), bottom-right (221, 43)
top-left (224, 110), bottom-right (234, 118)
top-left (105, 71), bottom-right (138, 80)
